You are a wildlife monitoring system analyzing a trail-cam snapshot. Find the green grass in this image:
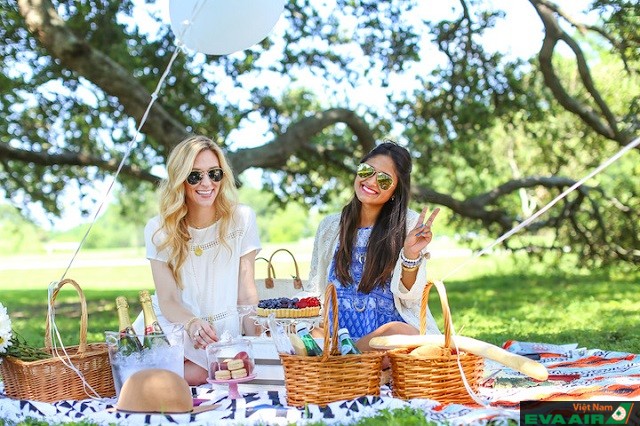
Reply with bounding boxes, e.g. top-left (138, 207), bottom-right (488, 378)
top-left (444, 270), bottom-right (640, 352)
top-left (0, 245), bottom-right (638, 426)
top-left (1, 245), bottom-right (638, 352)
